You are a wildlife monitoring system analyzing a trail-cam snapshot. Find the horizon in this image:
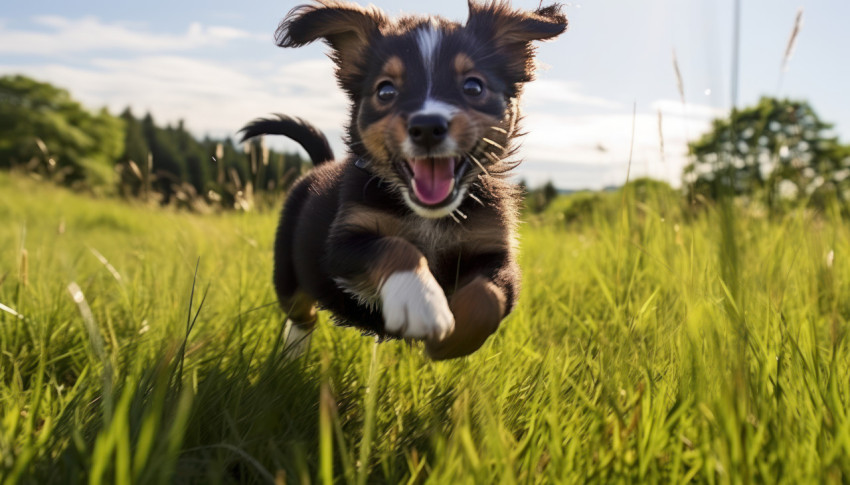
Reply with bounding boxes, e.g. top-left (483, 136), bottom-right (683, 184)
top-left (1, 0), bottom-right (847, 190)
